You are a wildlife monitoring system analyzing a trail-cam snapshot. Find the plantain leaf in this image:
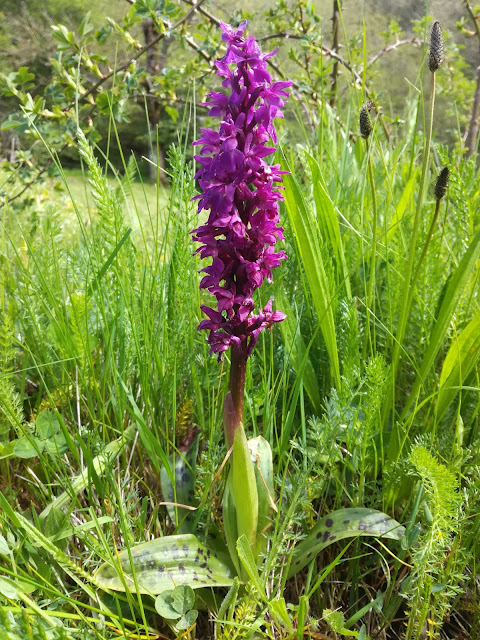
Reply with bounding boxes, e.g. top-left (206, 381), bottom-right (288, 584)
top-left (236, 535), bottom-right (266, 600)
top-left (40, 424), bottom-right (136, 520)
top-left (95, 534), bottom-right (233, 594)
top-left (288, 508), bottom-right (404, 577)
